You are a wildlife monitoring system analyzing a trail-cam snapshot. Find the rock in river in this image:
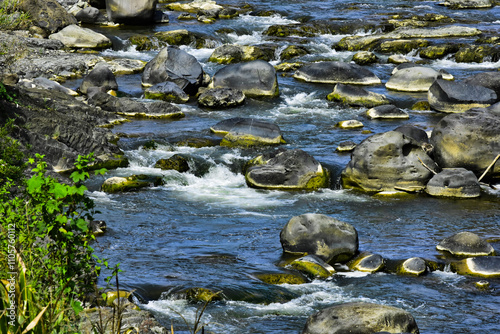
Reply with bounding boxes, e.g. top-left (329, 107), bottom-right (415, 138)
top-left (211, 117), bottom-right (285, 147)
top-left (106, 0), bottom-right (158, 24)
top-left (49, 24), bottom-right (112, 49)
top-left (293, 61), bottom-right (381, 85)
top-left (79, 63), bottom-right (118, 95)
top-left (280, 213), bottom-right (358, 264)
top-left (198, 87), bottom-right (245, 109)
top-left (245, 149), bottom-right (330, 191)
top-left (386, 66), bottom-right (451, 92)
top-left (366, 104), bottom-right (409, 119)
top-left (327, 84), bottom-right (389, 108)
top-left (302, 302), bottom-right (419, 334)
top-left (347, 252), bottom-right (385, 273)
top-left (437, 232), bottom-right (495, 257)
top-left (425, 168), bottom-right (481, 198)
top-left (101, 174), bottom-right (164, 193)
top-left (451, 256), bottom-right (500, 278)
